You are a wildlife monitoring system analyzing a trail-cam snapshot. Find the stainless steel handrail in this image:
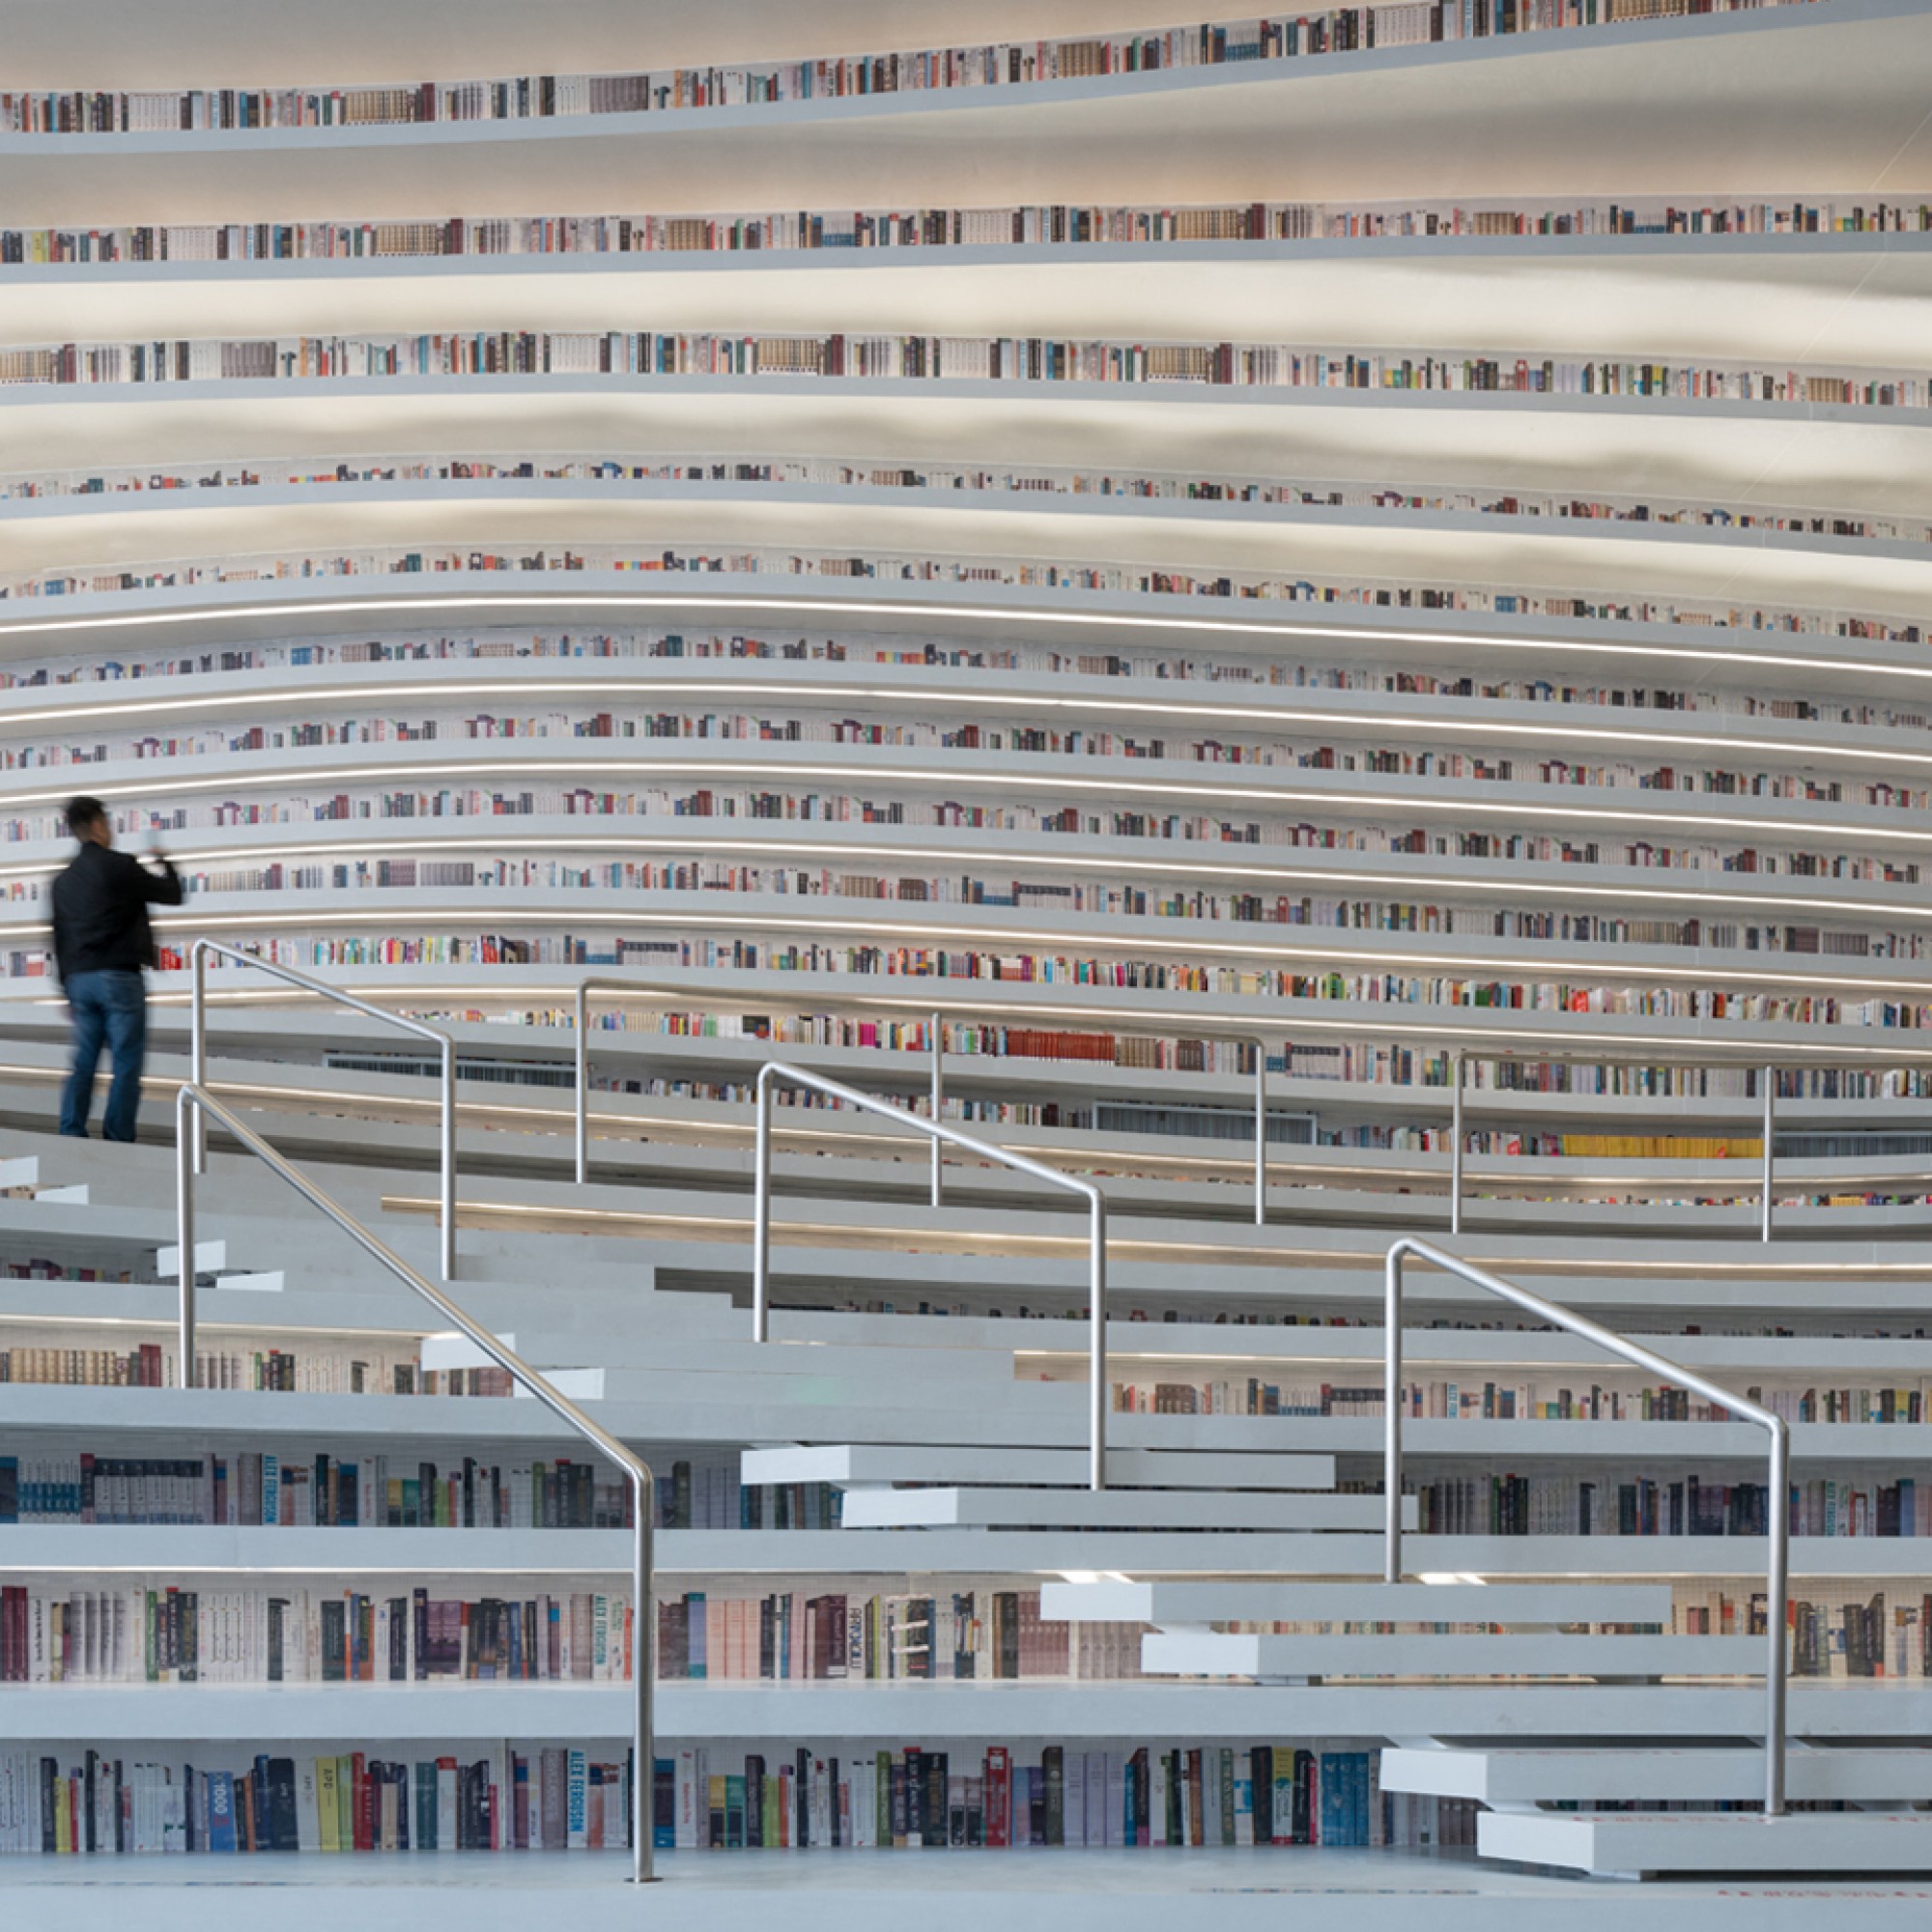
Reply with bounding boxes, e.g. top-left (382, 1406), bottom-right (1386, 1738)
top-left (190, 937), bottom-right (458, 1278)
top-left (175, 1082), bottom-right (658, 1883)
top-left (1381, 1235), bottom-right (1789, 1817)
top-left (750, 1060), bottom-right (1111, 1490)
top-left (573, 975), bottom-right (1276, 1222)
